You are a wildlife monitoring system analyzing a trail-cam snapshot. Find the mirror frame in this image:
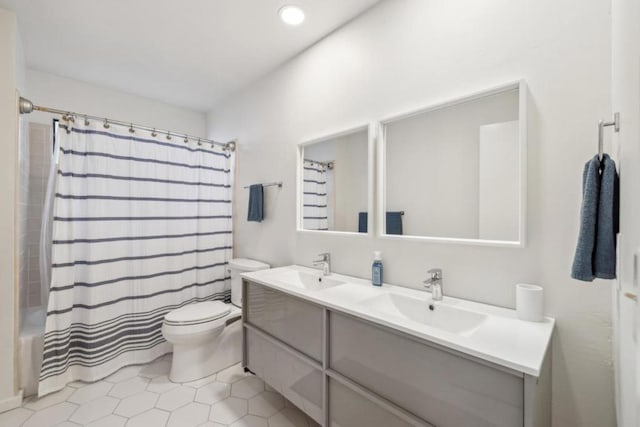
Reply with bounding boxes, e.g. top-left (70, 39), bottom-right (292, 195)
top-left (297, 123), bottom-right (376, 237)
top-left (377, 80), bottom-right (528, 247)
